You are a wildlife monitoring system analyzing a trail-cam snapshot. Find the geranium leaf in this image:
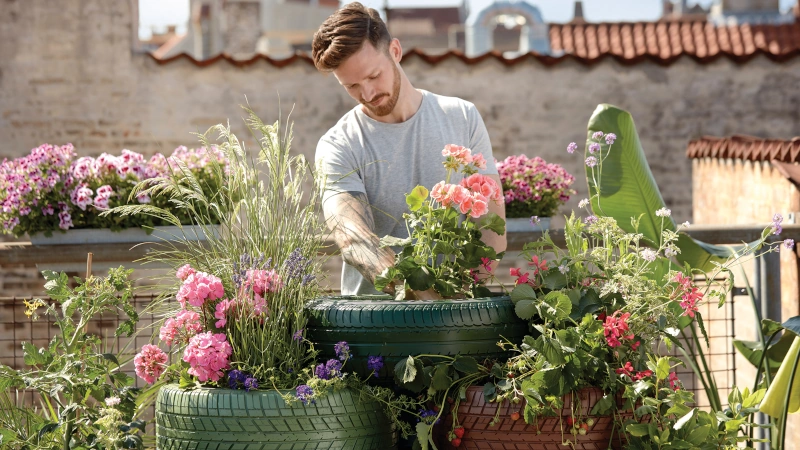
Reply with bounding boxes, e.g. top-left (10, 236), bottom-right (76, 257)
top-left (453, 355), bottom-right (480, 374)
top-left (402, 356), bottom-right (418, 383)
top-left (476, 212), bottom-right (505, 235)
top-left (407, 266), bottom-right (434, 291)
top-left (515, 300), bottom-right (537, 320)
top-left (510, 284), bottom-right (536, 304)
top-left (406, 186), bottom-right (428, 212)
